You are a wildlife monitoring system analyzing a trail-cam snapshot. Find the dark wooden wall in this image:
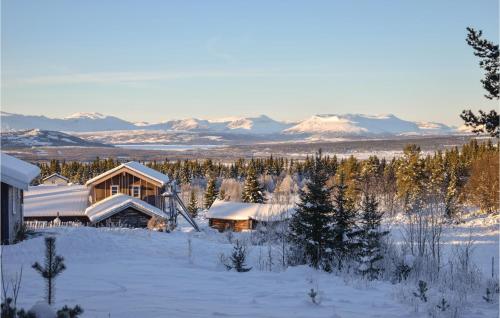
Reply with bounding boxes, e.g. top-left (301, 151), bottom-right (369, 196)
top-left (95, 207), bottom-right (151, 228)
top-left (208, 218), bottom-right (253, 232)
